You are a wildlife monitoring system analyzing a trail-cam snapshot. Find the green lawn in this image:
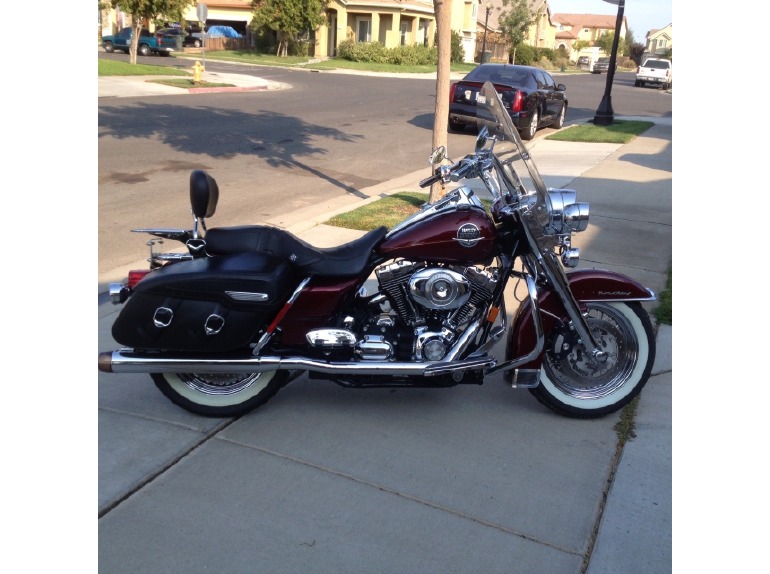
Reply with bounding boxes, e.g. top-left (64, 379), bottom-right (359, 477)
top-left (98, 58), bottom-right (190, 76)
top-left (545, 120), bottom-right (654, 143)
